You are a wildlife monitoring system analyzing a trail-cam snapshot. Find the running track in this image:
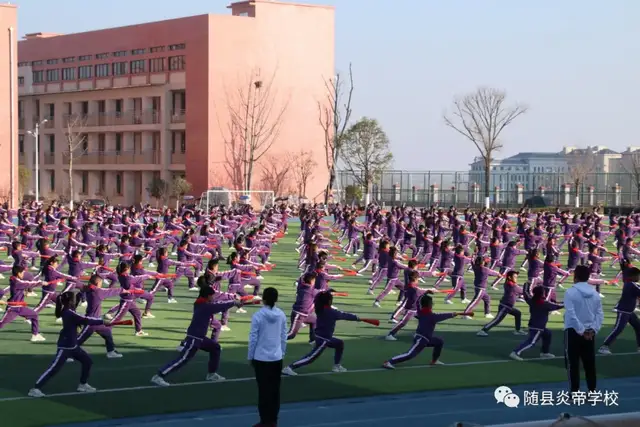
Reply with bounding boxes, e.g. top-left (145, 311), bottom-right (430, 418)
top-left (55, 375), bottom-right (640, 427)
